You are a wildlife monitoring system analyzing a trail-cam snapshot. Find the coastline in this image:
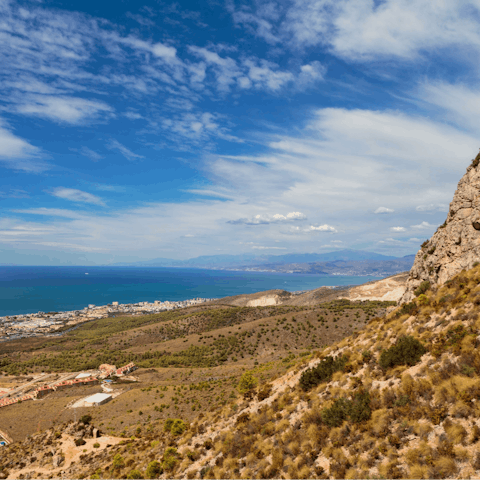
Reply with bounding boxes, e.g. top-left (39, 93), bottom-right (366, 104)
top-left (0, 297), bottom-right (212, 342)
